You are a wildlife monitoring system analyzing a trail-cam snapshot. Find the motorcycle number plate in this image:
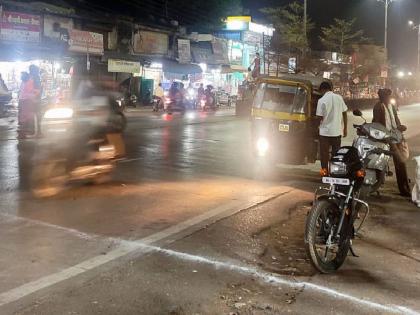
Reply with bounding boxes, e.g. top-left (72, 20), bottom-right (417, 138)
top-left (322, 177), bottom-right (350, 186)
top-left (279, 124), bottom-right (290, 132)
